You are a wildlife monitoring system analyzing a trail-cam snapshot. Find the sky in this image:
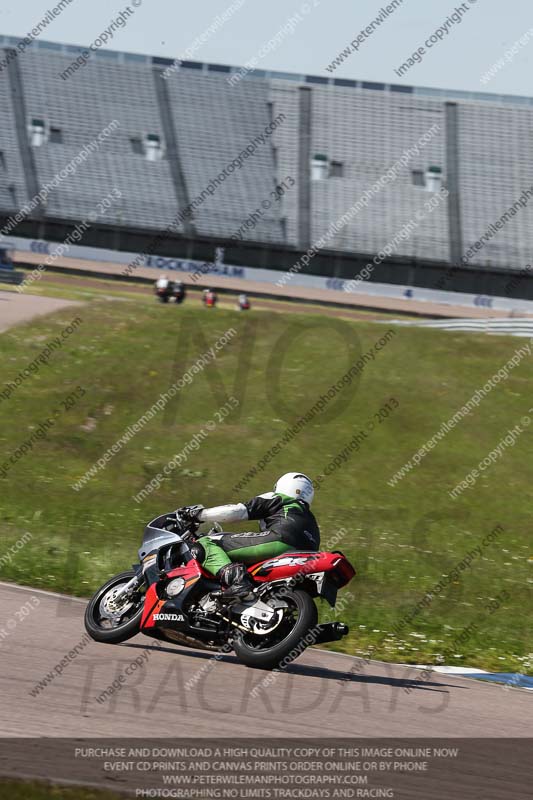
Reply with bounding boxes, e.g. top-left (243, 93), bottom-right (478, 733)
top-left (1, 0), bottom-right (532, 97)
